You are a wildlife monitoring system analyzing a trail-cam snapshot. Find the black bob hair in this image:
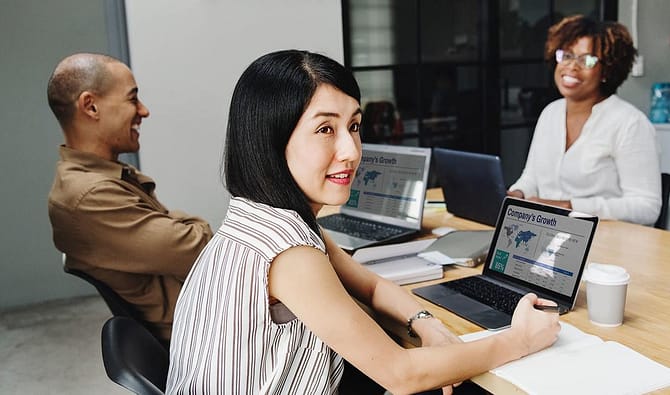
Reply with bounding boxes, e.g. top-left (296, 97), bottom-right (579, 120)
top-left (223, 50), bottom-right (361, 235)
